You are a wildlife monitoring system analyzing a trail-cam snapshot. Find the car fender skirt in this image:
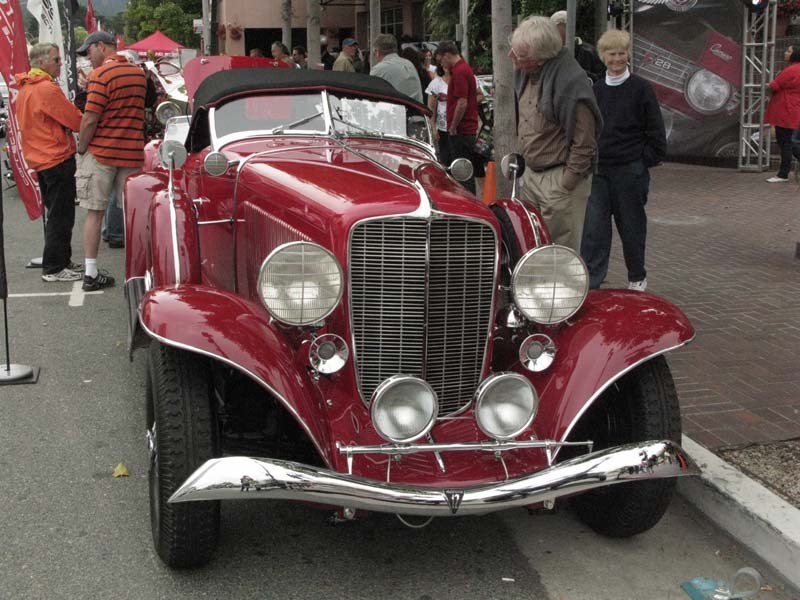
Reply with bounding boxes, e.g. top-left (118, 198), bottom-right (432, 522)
top-left (139, 285), bottom-right (333, 465)
top-left (168, 440), bottom-right (699, 516)
top-left (533, 290), bottom-right (695, 443)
